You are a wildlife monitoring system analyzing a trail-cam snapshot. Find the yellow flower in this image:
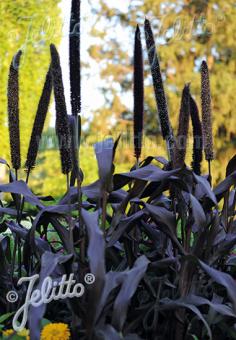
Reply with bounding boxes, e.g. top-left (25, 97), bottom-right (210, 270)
top-left (2, 328), bottom-right (30, 339)
top-left (2, 329), bottom-right (14, 336)
top-left (18, 328), bottom-right (30, 339)
top-left (41, 323), bottom-right (70, 340)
